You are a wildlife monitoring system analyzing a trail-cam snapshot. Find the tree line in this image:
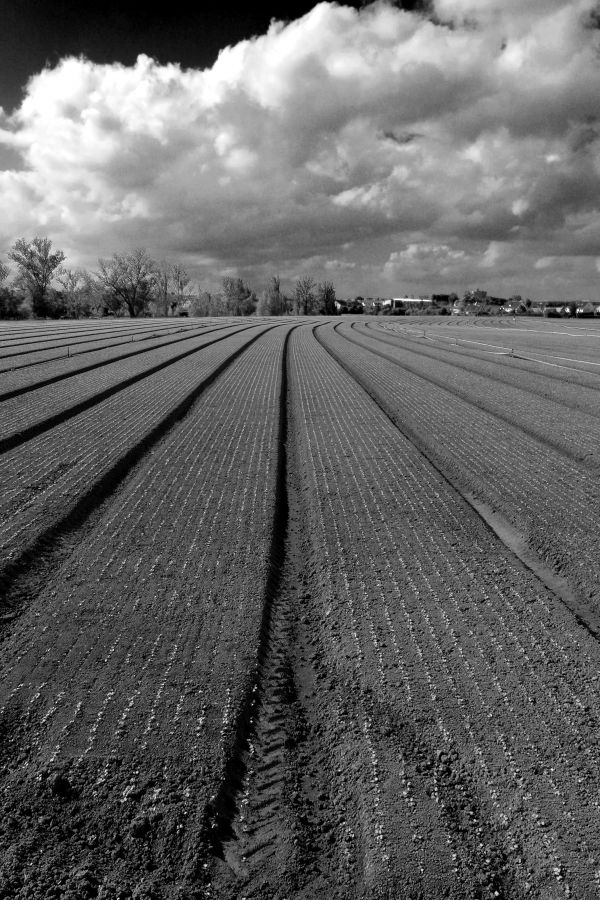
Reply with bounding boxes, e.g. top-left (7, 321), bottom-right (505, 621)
top-left (0, 237), bottom-right (338, 319)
